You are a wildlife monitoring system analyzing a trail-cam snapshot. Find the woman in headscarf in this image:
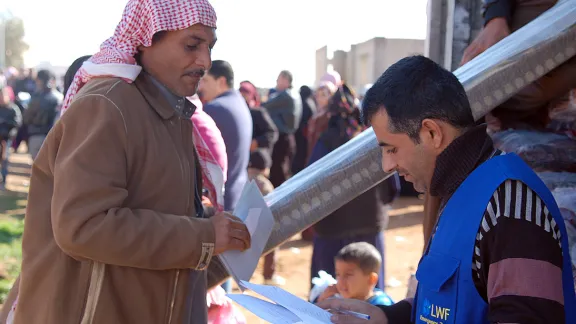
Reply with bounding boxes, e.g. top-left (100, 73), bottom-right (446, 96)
top-left (239, 80), bottom-right (278, 154)
top-left (306, 81), bottom-right (337, 162)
